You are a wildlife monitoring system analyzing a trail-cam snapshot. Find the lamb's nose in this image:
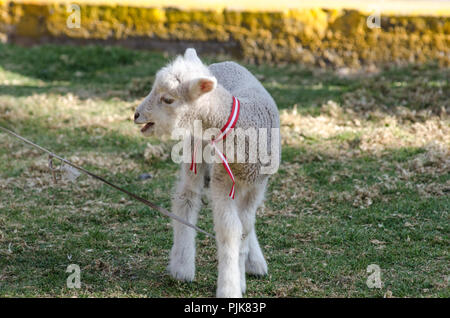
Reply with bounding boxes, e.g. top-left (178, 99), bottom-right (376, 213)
top-left (134, 112), bottom-right (140, 121)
